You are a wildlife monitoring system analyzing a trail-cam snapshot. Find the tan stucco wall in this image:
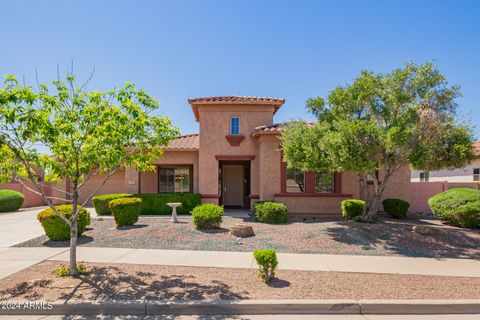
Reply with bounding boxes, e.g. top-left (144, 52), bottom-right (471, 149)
top-left (275, 196), bottom-right (353, 214)
top-left (78, 170), bottom-right (126, 205)
top-left (140, 171), bottom-right (158, 194)
top-left (197, 104), bottom-right (276, 202)
top-left (258, 135), bottom-right (282, 200)
top-left (378, 165), bottom-right (411, 203)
